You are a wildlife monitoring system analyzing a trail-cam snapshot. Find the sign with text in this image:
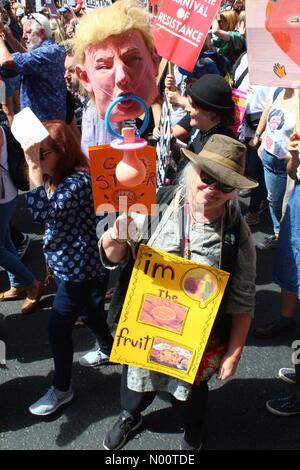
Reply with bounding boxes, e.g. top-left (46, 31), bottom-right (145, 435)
top-left (84, 0), bottom-right (112, 11)
top-left (156, 92), bottom-right (172, 187)
top-left (89, 144), bottom-right (156, 215)
top-left (44, 0), bottom-right (59, 18)
top-left (231, 87), bottom-right (247, 137)
top-left (110, 245), bottom-right (229, 384)
top-left (152, 0), bottom-right (222, 72)
top-left (247, 0), bottom-right (300, 88)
